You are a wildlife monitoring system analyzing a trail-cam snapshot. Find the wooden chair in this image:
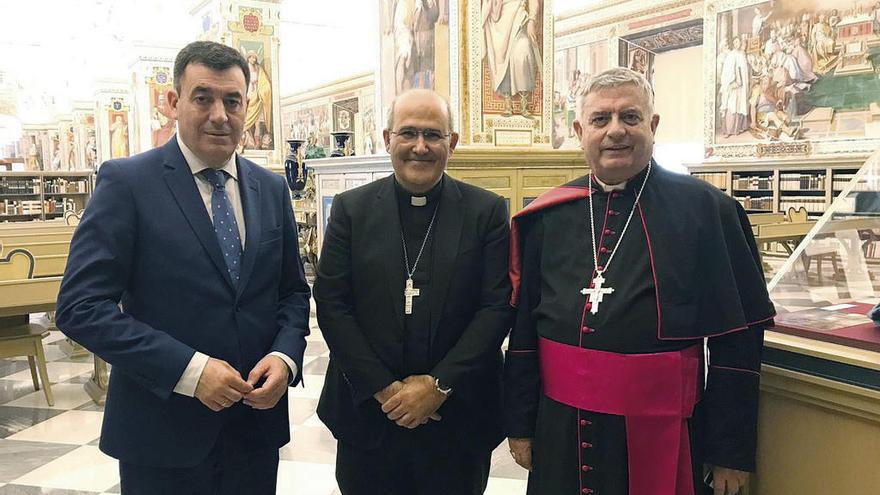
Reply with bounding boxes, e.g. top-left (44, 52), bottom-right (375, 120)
top-left (786, 206), bottom-right (808, 223)
top-left (63, 210), bottom-right (83, 227)
top-left (0, 248), bottom-right (54, 406)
